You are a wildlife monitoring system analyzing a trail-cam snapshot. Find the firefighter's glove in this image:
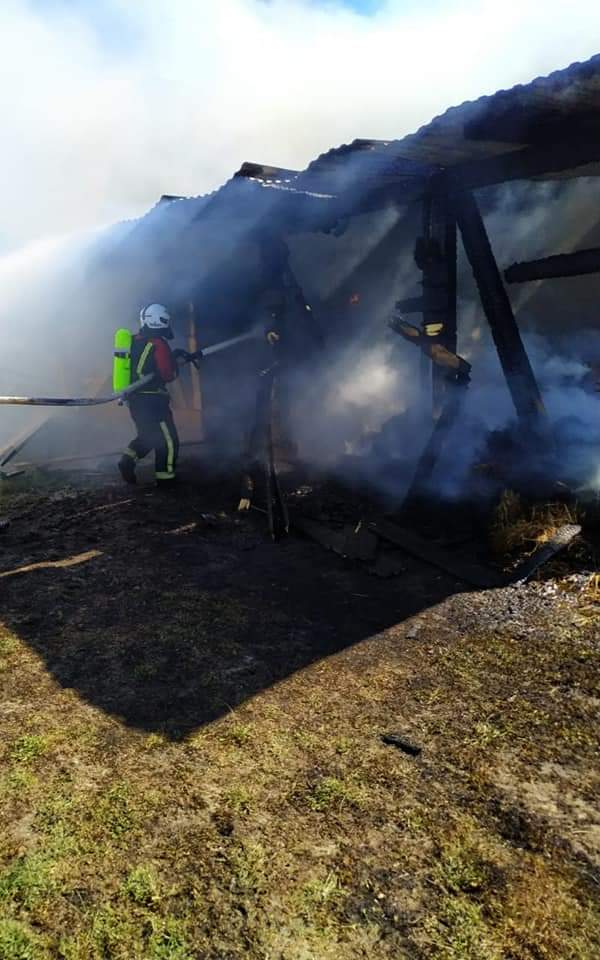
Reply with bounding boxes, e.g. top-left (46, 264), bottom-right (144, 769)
top-left (173, 348), bottom-right (192, 363)
top-left (173, 348), bottom-right (203, 367)
top-left (238, 498), bottom-right (251, 512)
top-left (266, 331), bottom-right (280, 346)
